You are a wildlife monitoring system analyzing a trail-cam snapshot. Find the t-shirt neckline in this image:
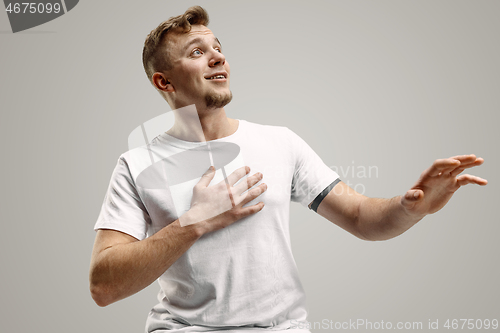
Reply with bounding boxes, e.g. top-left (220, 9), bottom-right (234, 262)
top-left (157, 119), bottom-right (245, 149)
